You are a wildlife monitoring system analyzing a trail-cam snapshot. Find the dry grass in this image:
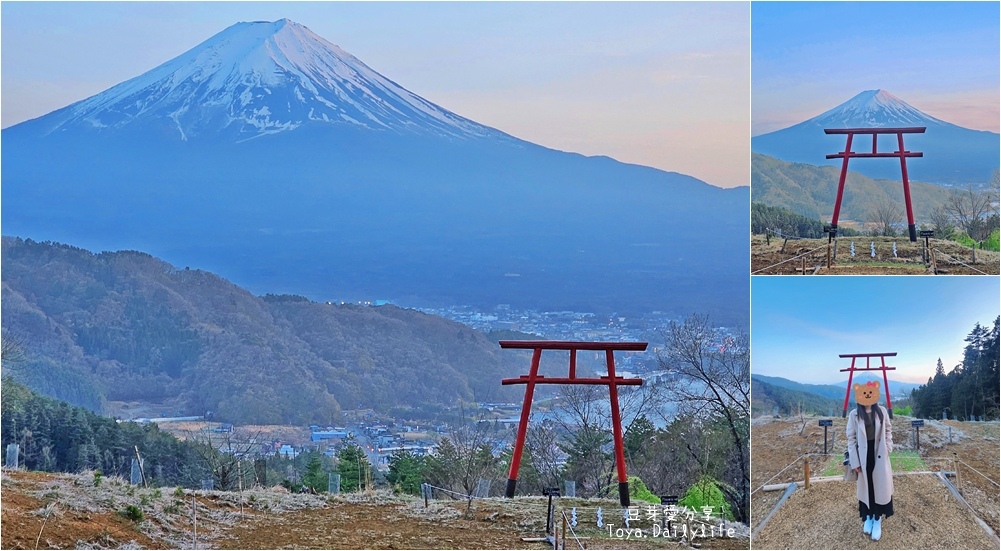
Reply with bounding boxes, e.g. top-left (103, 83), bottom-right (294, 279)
top-left (750, 234), bottom-right (999, 275)
top-left (1, 470), bottom-right (750, 549)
